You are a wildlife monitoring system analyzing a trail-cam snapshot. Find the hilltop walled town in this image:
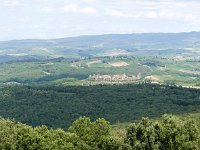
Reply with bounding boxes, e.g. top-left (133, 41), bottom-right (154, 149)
top-left (88, 73), bottom-right (141, 82)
